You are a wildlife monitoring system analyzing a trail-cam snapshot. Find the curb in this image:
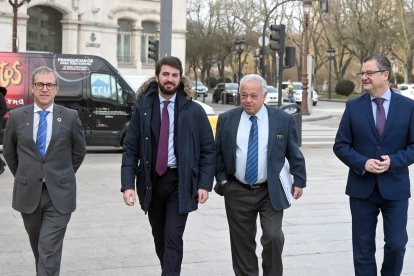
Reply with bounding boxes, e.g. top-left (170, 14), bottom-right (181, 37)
top-left (302, 114), bottom-right (332, 122)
